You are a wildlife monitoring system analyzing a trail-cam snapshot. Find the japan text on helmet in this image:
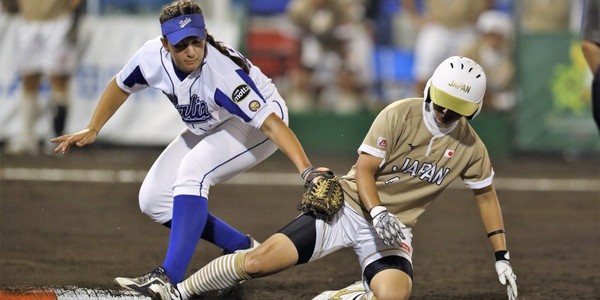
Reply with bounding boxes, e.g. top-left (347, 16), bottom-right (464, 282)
top-left (424, 56), bottom-right (487, 119)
